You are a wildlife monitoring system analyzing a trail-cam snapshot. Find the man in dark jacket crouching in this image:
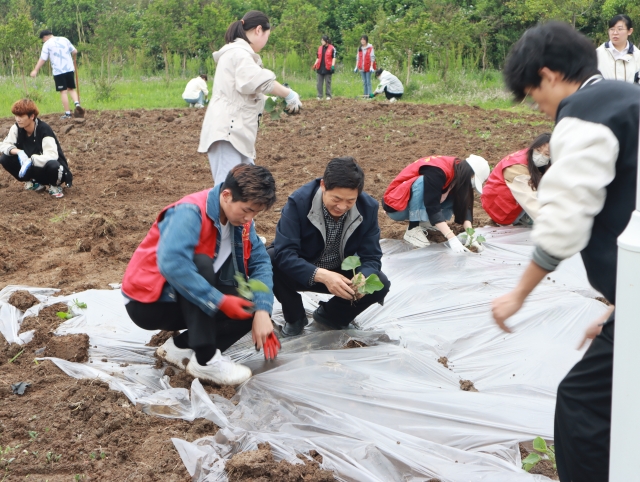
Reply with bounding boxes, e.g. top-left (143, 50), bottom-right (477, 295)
top-left (270, 156), bottom-right (390, 336)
